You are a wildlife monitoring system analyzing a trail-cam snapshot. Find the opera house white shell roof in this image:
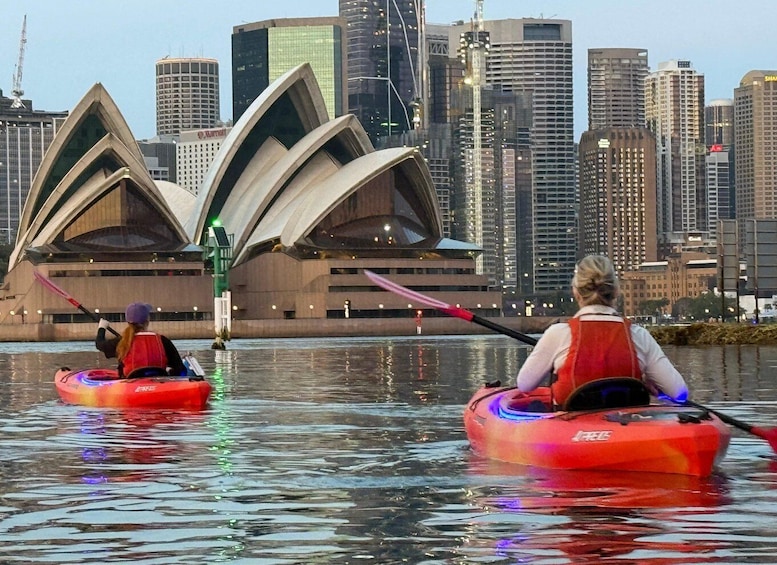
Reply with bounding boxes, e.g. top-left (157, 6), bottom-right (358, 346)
top-left (9, 63), bottom-right (478, 274)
